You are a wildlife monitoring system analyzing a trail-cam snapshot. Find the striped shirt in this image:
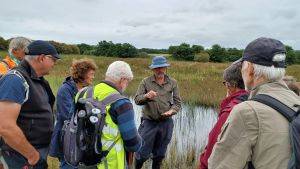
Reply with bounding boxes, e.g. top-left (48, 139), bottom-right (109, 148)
top-left (109, 98), bottom-right (142, 152)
